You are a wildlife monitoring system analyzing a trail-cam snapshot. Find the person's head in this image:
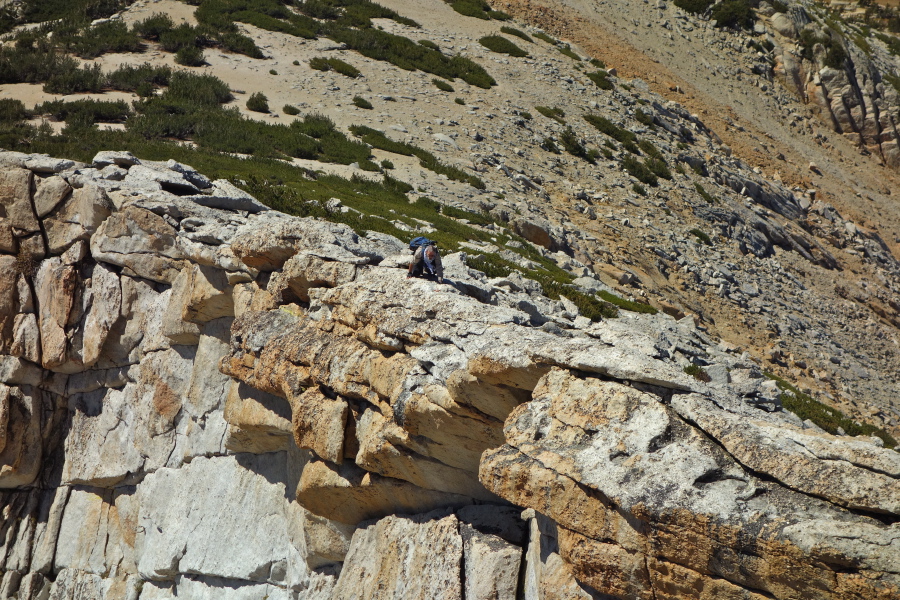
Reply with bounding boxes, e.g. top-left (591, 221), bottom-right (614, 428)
top-left (425, 245), bottom-right (437, 261)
